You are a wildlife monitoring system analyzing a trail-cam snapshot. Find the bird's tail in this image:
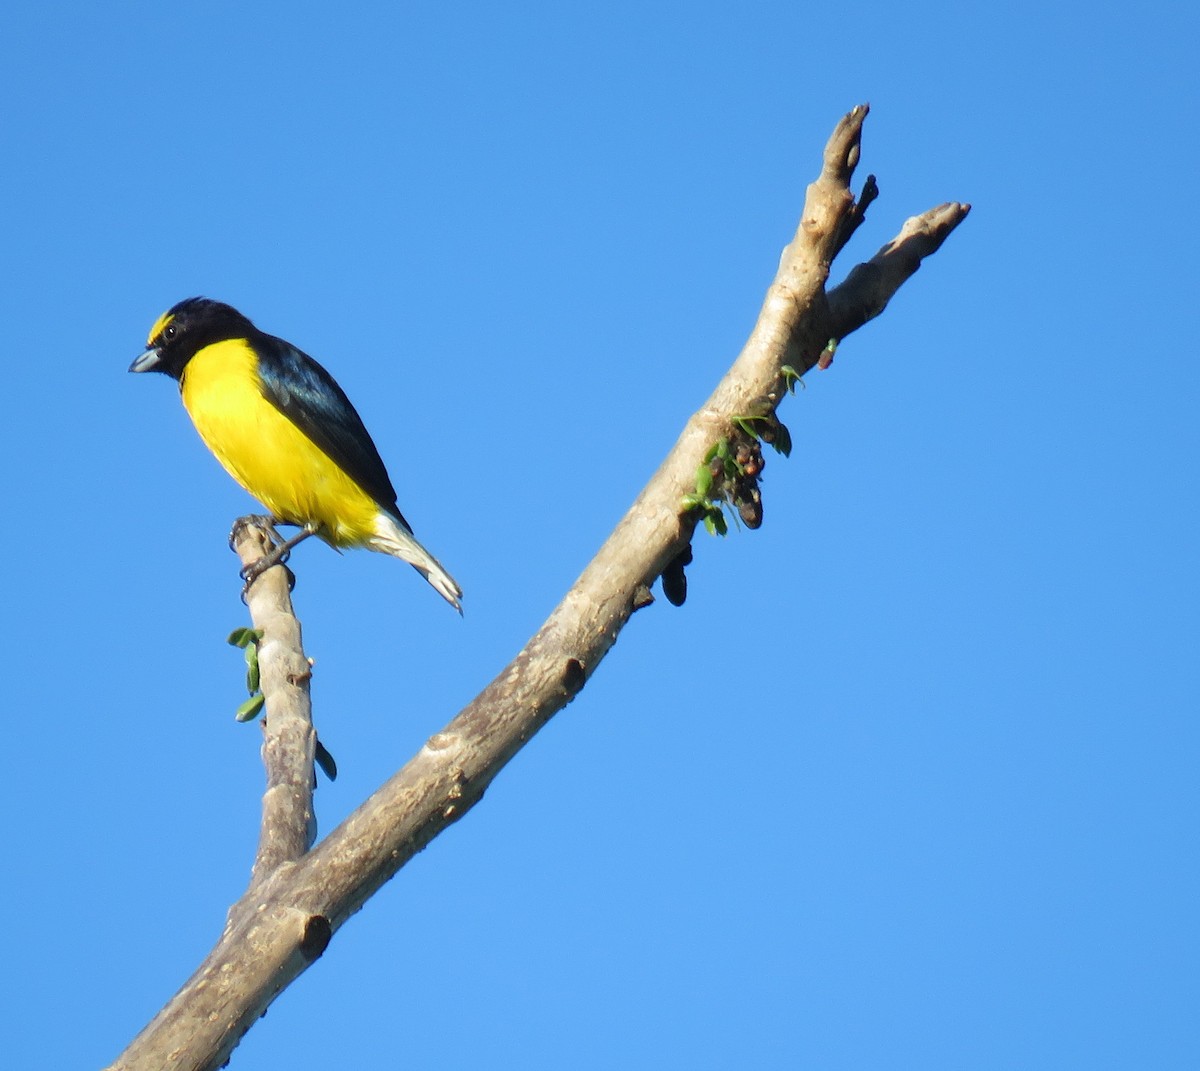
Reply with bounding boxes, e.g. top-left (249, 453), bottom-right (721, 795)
top-left (370, 511), bottom-right (463, 613)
